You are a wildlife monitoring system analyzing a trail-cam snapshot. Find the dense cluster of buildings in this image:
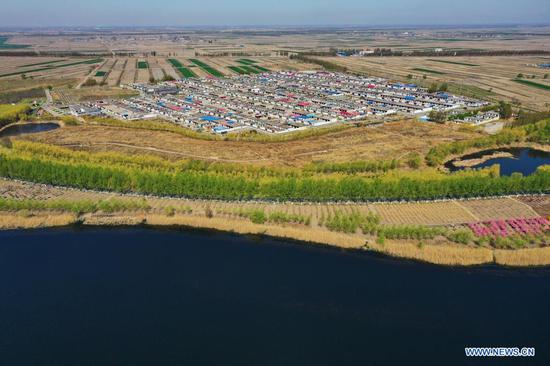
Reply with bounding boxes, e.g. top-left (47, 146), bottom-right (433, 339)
top-left (69, 71), bottom-right (488, 134)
